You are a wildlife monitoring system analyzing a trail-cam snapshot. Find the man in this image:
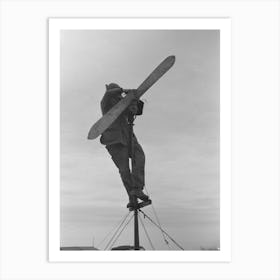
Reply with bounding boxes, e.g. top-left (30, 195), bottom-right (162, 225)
top-left (100, 83), bottom-right (150, 208)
